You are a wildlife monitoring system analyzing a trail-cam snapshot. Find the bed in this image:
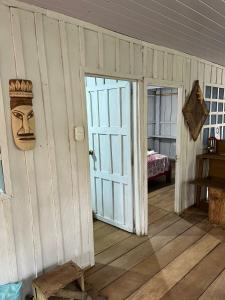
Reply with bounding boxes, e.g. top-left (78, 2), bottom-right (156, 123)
top-left (147, 151), bottom-right (171, 182)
